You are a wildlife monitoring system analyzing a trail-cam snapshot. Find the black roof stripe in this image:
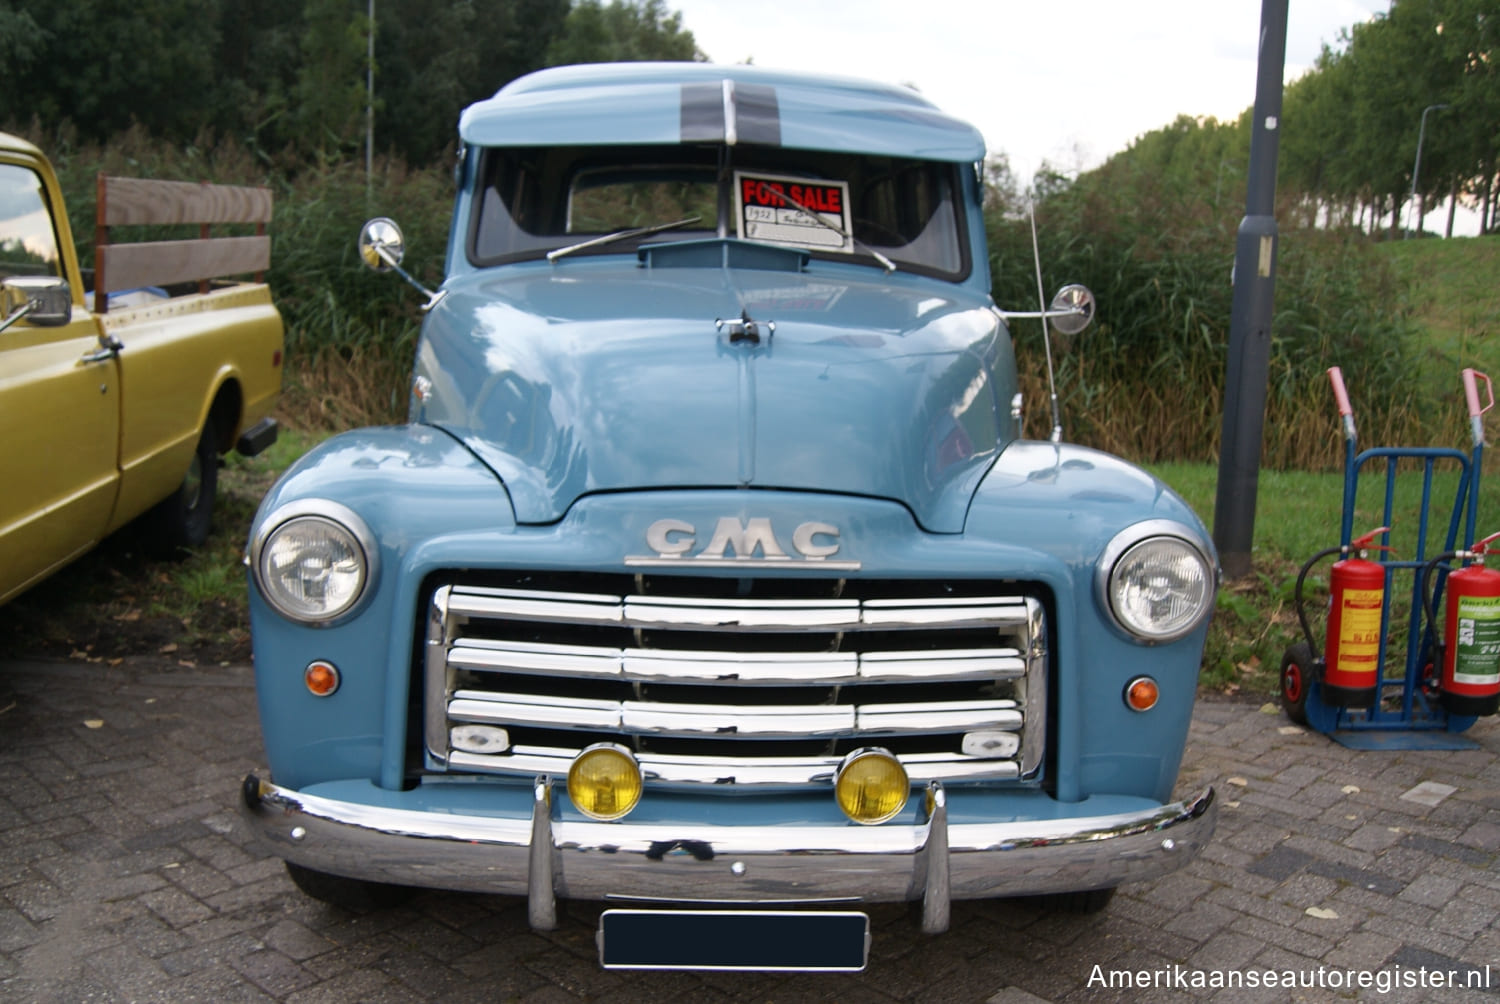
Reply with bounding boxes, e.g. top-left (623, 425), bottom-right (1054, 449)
top-left (680, 82), bottom-right (725, 142)
top-left (734, 83), bottom-right (781, 147)
top-left (680, 81), bottom-right (781, 146)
